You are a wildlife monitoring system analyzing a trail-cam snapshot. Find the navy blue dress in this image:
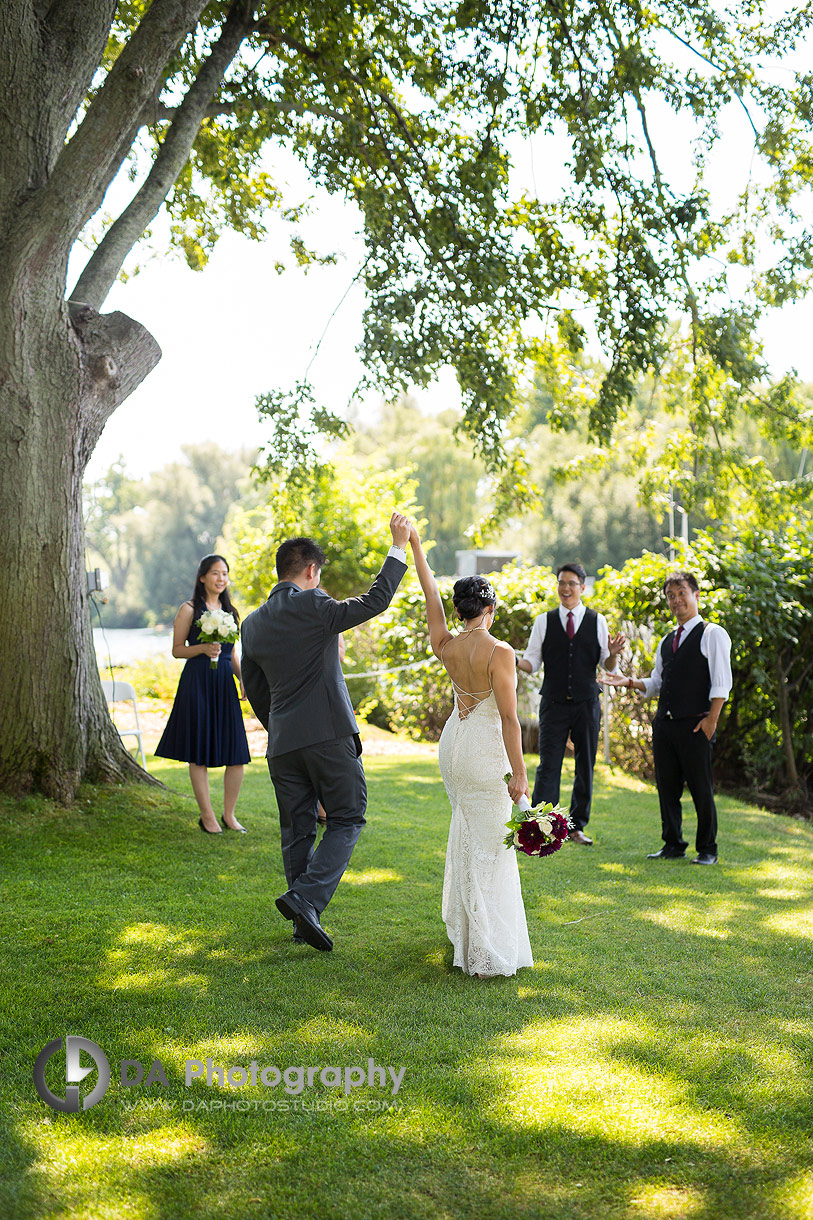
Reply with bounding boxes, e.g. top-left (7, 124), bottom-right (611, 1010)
top-left (155, 617), bottom-right (251, 767)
